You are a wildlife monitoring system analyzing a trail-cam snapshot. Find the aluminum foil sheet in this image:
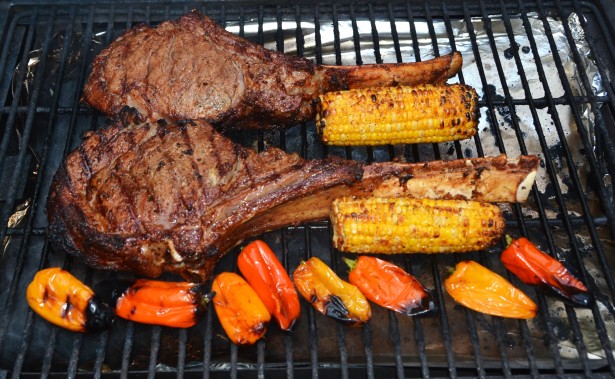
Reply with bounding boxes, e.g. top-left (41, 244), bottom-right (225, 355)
top-left (3, 7), bottom-right (614, 373)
